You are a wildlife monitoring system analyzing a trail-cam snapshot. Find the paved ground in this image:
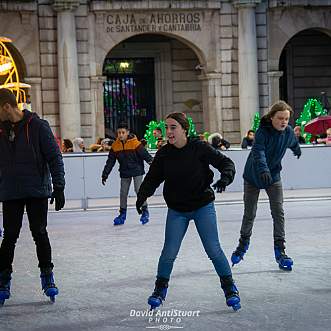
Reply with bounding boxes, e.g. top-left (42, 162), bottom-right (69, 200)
top-left (0, 193), bottom-right (330, 331)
